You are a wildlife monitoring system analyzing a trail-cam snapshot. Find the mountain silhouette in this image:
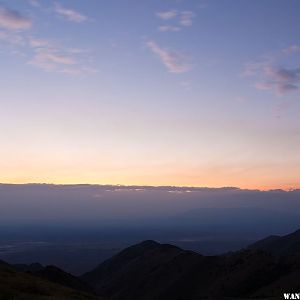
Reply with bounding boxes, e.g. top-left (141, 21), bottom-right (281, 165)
top-left (2, 229), bottom-right (300, 300)
top-left (14, 262), bottom-right (44, 272)
top-left (249, 228), bottom-right (300, 255)
top-left (81, 238), bottom-right (300, 300)
top-left (0, 260), bottom-right (103, 300)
